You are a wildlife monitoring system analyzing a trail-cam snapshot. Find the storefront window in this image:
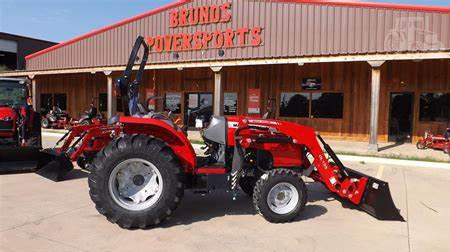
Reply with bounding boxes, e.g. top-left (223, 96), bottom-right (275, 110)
top-left (99, 93), bottom-right (107, 112)
top-left (40, 93), bottom-right (67, 113)
top-left (224, 92), bottom-right (238, 115)
top-left (311, 93), bottom-right (343, 119)
top-left (53, 93), bottom-right (67, 110)
top-left (40, 93), bottom-right (53, 114)
top-left (279, 93), bottom-right (309, 117)
top-left (165, 92), bottom-right (182, 114)
top-left (279, 92), bottom-right (343, 119)
top-left (419, 93), bottom-right (450, 122)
